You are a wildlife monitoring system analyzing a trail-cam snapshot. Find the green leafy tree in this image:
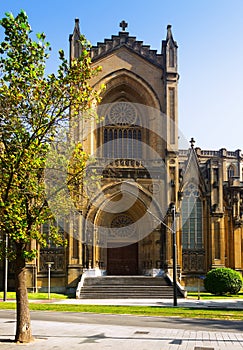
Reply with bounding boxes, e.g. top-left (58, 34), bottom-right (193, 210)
top-left (0, 11), bottom-right (101, 343)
